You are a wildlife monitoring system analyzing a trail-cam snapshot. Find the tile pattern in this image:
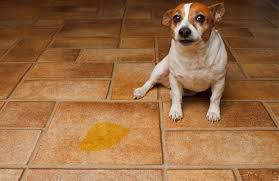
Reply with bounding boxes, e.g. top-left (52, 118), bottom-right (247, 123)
top-left (0, 0), bottom-right (278, 180)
